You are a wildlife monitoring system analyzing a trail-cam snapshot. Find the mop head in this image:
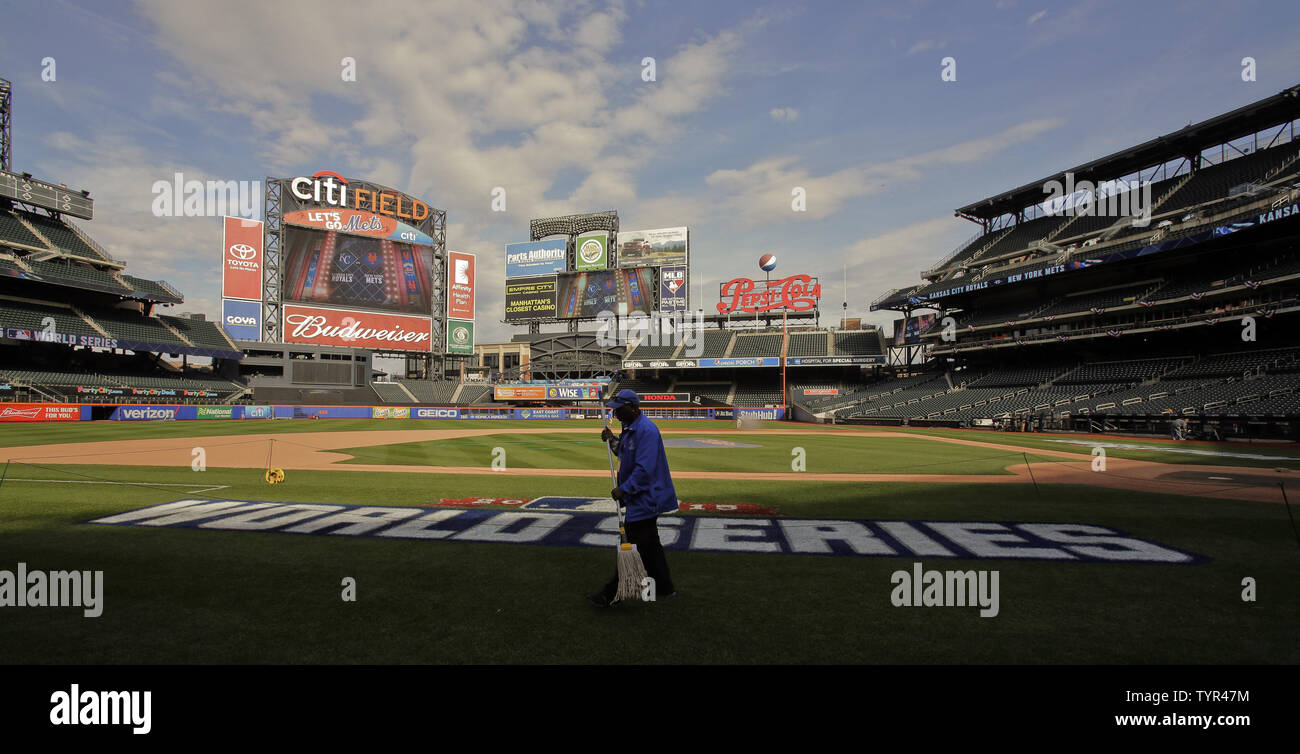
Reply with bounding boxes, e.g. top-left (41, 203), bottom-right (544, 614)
top-left (615, 543), bottom-right (649, 601)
